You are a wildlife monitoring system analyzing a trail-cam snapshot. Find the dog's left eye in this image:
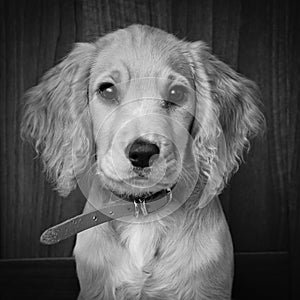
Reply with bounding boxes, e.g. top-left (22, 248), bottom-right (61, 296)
top-left (168, 85), bottom-right (187, 104)
top-left (97, 82), bottom-right (118, 101)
